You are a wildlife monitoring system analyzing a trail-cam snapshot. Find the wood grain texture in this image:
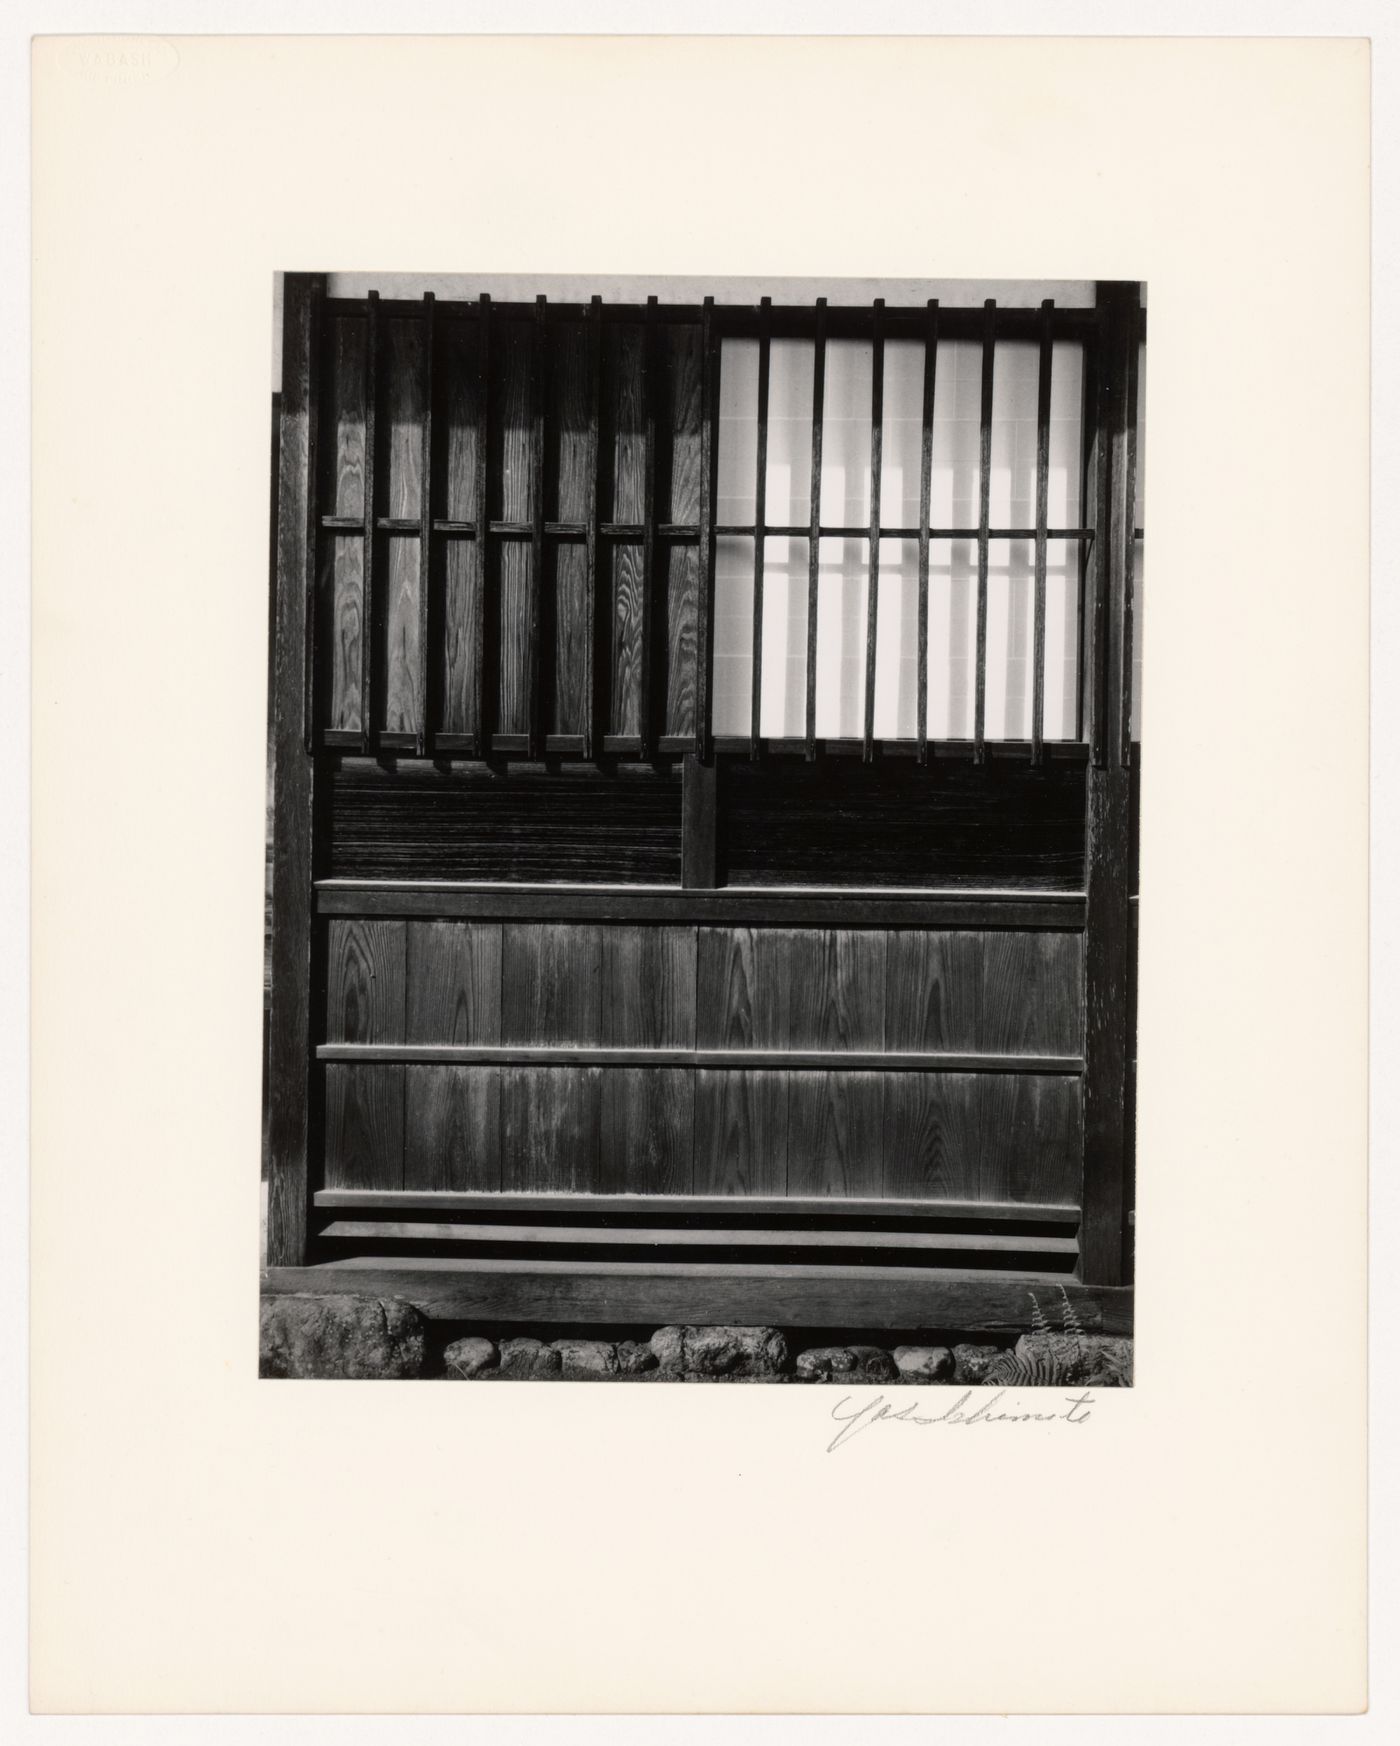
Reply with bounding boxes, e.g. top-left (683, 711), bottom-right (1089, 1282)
top-left (320, 536), bottom-right (363, 734)
top-left (500, 1067), bottom-right (601, 1192)
top-left (598, 1068), bottom-right (694, 1194)
top-left (323, 1064), bottom-right (404, 1191)
top-left (549, 319), bottom-right (592, 522)
top-left (314, 1188), bottom-right (1081, 1222)
top-left (495, 541), bottom-right (533, 735)
top-left (439, 539), bottom-right (481, 736)
top-left (265, 1262), bottom-right (1132, 1336)
top-left (663, 541), bottom-right (698, 738)
top-left (783, 930), bottom-right (887, 1049)
top-left (693, 1069), bottom-right (789, 1195)
top-left (435, 317), bottom-right (480, 521)
top-left (610, 543), bottom-right (645, 736)
top-left (323, 919), bottom-right (406, 1043)
top-left (382, 318), bottom-right (424, 519)
top-left (599, 925), bottom-right (696, 1046)
top-left (884, 930), bottom-right (1083, 1055)
top-left (720, 758), bottom-right (1086, 890)
top-left (882, 1072), bottom-right (1081, 1204)
top-left (500, 923), bottom-right (603, 1044)
top-left (491, 320), bottom-right (533, 521)
top-left (1081, 762), bottom-right (1132, 1282)
top-left (321, 315), bottom-right (366, 519)
top-left (550, 540), bottom-right (589, 736)
top-left (323, 759), bottom-right (684, 885)
top-left (383, 534), bottom-right (420, 735)
top-left (404, 921), bottom-right (503, 1043)
top-left (695, 928), bottom-right (782, 1047)
top-left (659, 322), bottom-right (704, 523)
top-left (606, 323), bottom-right (646, 522)
top-left (266, 272), bottom-right (323, 1267)
top-left (403, 1064), bottom-right (500, 1192)
top-left (786, 1071), bottom-right (885, 1197)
